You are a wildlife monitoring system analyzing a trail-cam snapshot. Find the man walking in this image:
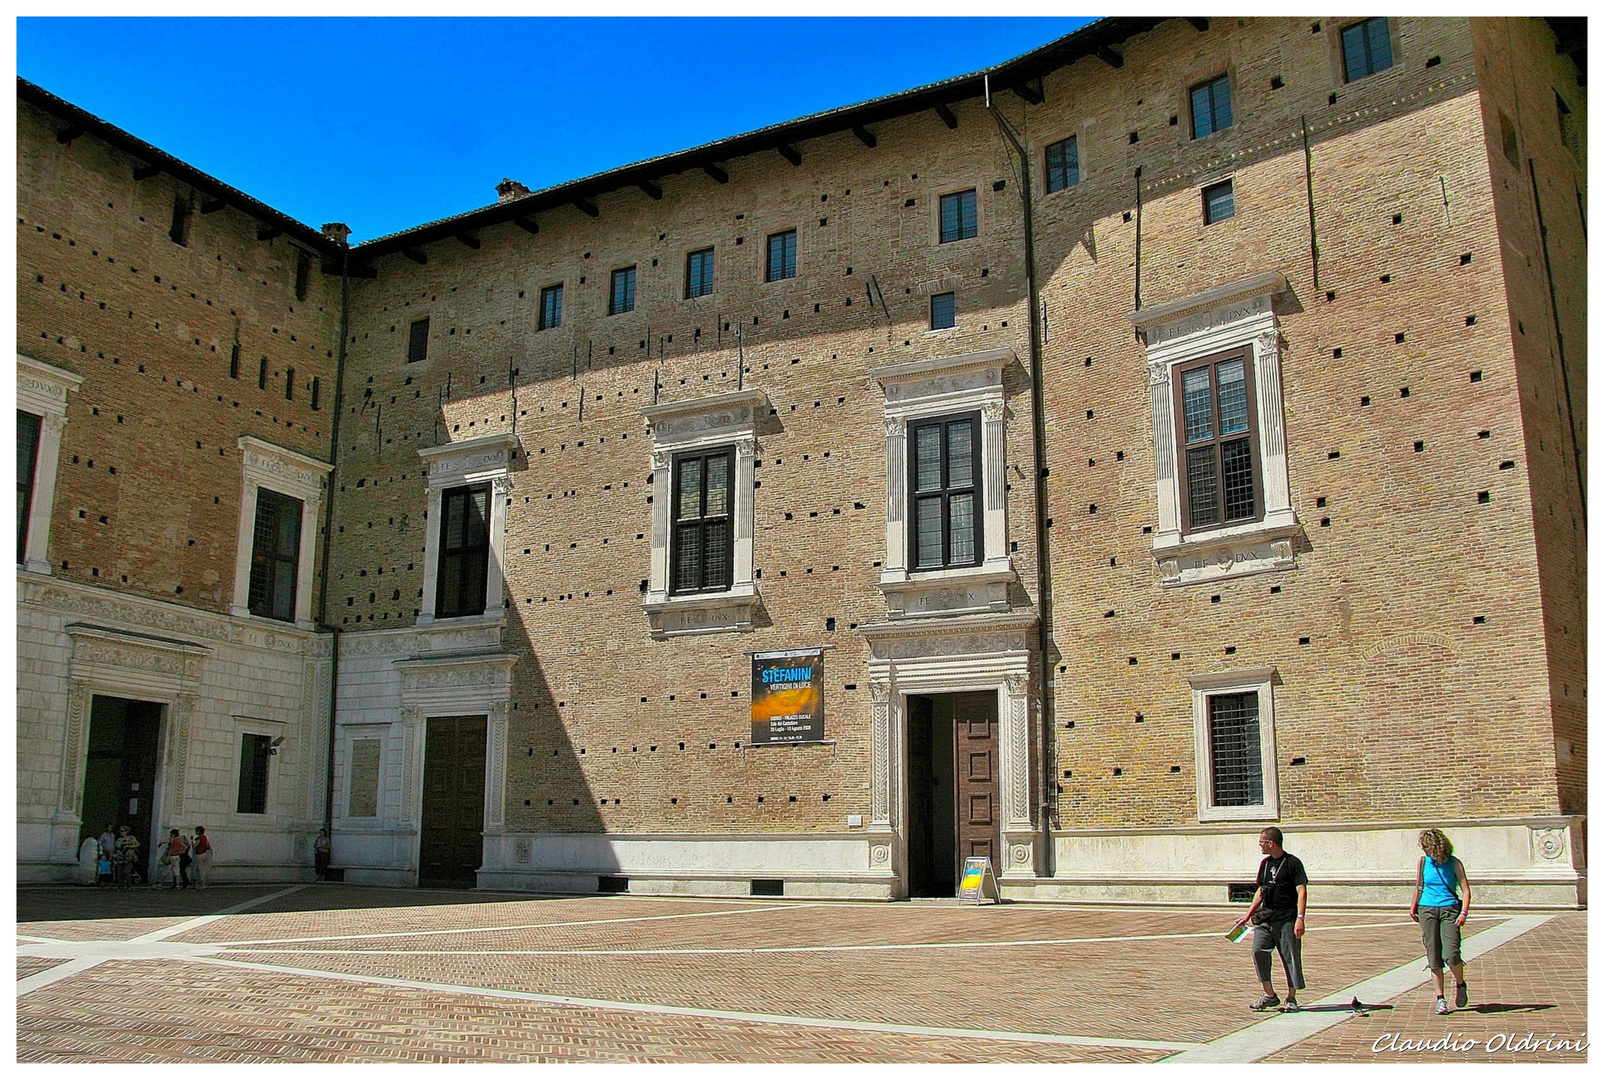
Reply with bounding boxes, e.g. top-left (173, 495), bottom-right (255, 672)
top-left (1232, 827), bottom-right (1308, 1012)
